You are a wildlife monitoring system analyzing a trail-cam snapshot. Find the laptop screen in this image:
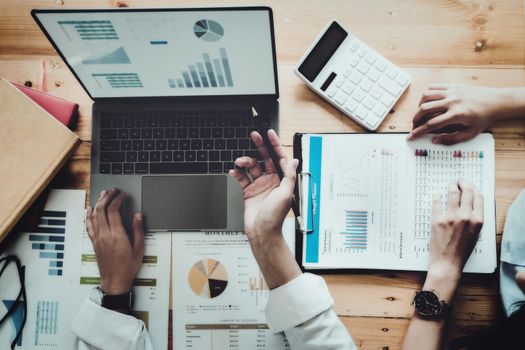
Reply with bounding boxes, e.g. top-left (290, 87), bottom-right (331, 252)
top-left (33, 8), bottom-right (277, 99)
